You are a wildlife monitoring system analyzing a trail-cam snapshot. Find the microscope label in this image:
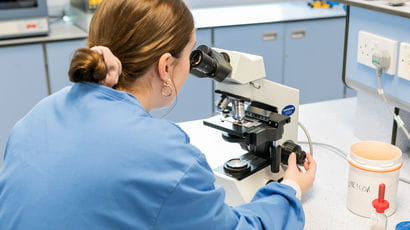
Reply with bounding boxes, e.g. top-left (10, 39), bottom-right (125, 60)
top-left (282, 105), bottom-right (296, 116)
